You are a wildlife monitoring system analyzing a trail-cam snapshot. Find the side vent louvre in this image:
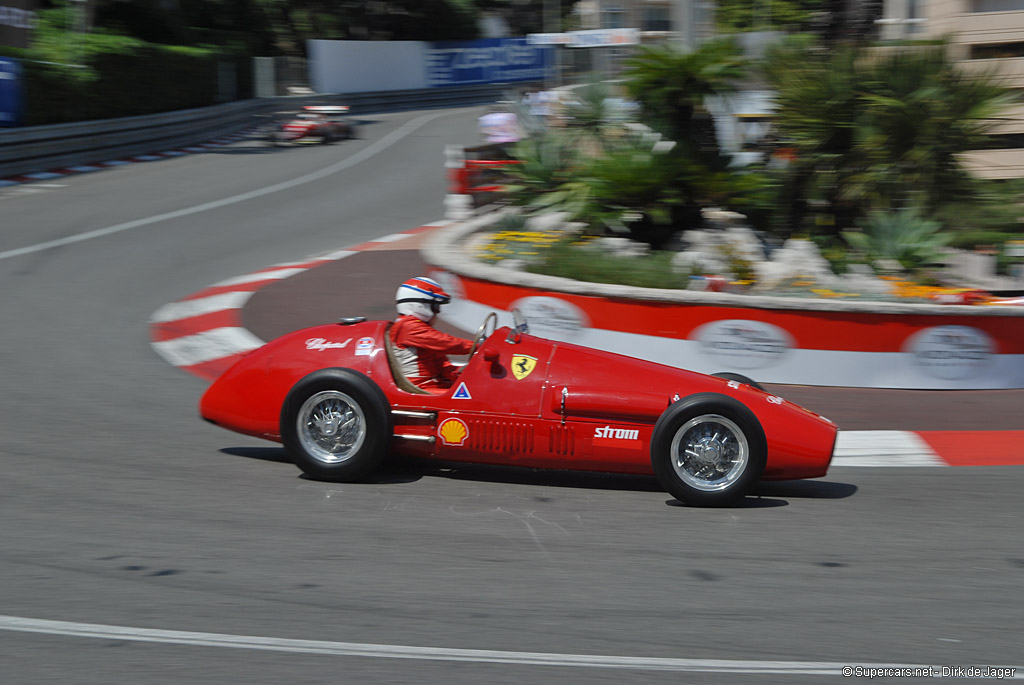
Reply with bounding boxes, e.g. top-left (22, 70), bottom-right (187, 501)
top-left (467, 420), bottom-right (534, 455)
top-left (549, 425), bottom-right (575, 456)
